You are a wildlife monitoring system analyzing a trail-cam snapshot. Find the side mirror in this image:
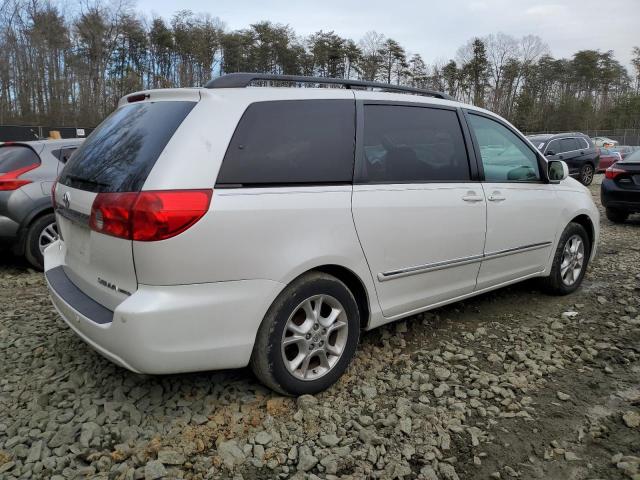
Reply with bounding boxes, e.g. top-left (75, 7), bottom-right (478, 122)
top-left (548, 160), bottom-right (569, 183)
